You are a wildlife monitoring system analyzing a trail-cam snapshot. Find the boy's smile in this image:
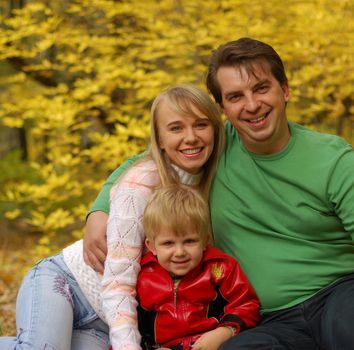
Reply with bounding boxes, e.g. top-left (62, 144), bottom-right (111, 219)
top-left (146, 227), bottom-right (205, 277)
